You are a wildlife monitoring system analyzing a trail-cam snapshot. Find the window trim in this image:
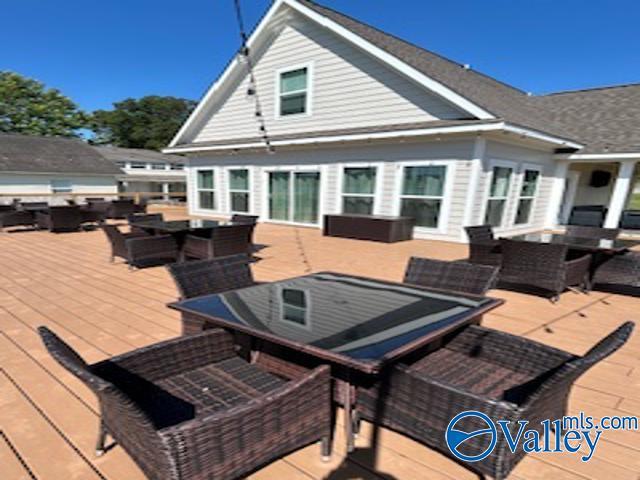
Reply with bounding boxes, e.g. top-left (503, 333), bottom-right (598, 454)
top-left (194, 167), bottom-right (219, 212)
top-left (513, 164), bottom-right (543, 227)
top-left (226, 167), bottom-right (252, 214)
top-left (274, 62), bottom-right (314, 119)
top-left (392, 160), bottom-right (455, 234)
top-left (480, 159), bottom-right (518, 230)
top-left (337, 162), bottom-right (383, 215)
